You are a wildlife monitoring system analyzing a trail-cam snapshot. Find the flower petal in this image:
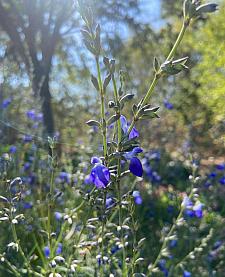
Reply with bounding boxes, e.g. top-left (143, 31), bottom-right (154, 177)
top-left (90, 164), bottom-right (110, 188)
top-left (91, 157), bottom-right (101, 164)
top-left (124, 147), bottom-right (143, 160)
top-left (120, 115), bottom-right (128, 133)
top-left (129, 126), bottom-right (139, 139)
top-left (129, 157), bottom-right (143, 177)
